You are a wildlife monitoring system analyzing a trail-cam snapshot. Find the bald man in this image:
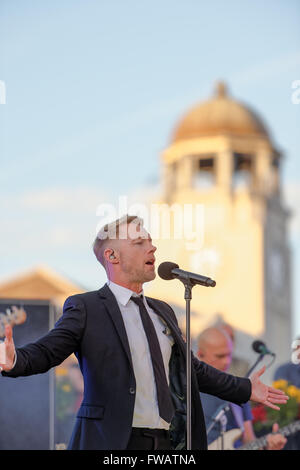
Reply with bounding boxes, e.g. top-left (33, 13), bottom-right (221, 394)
top-left (218, 322), bottom-right (250, 377)
top-left (197, 327), bottom-right (287, 450)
